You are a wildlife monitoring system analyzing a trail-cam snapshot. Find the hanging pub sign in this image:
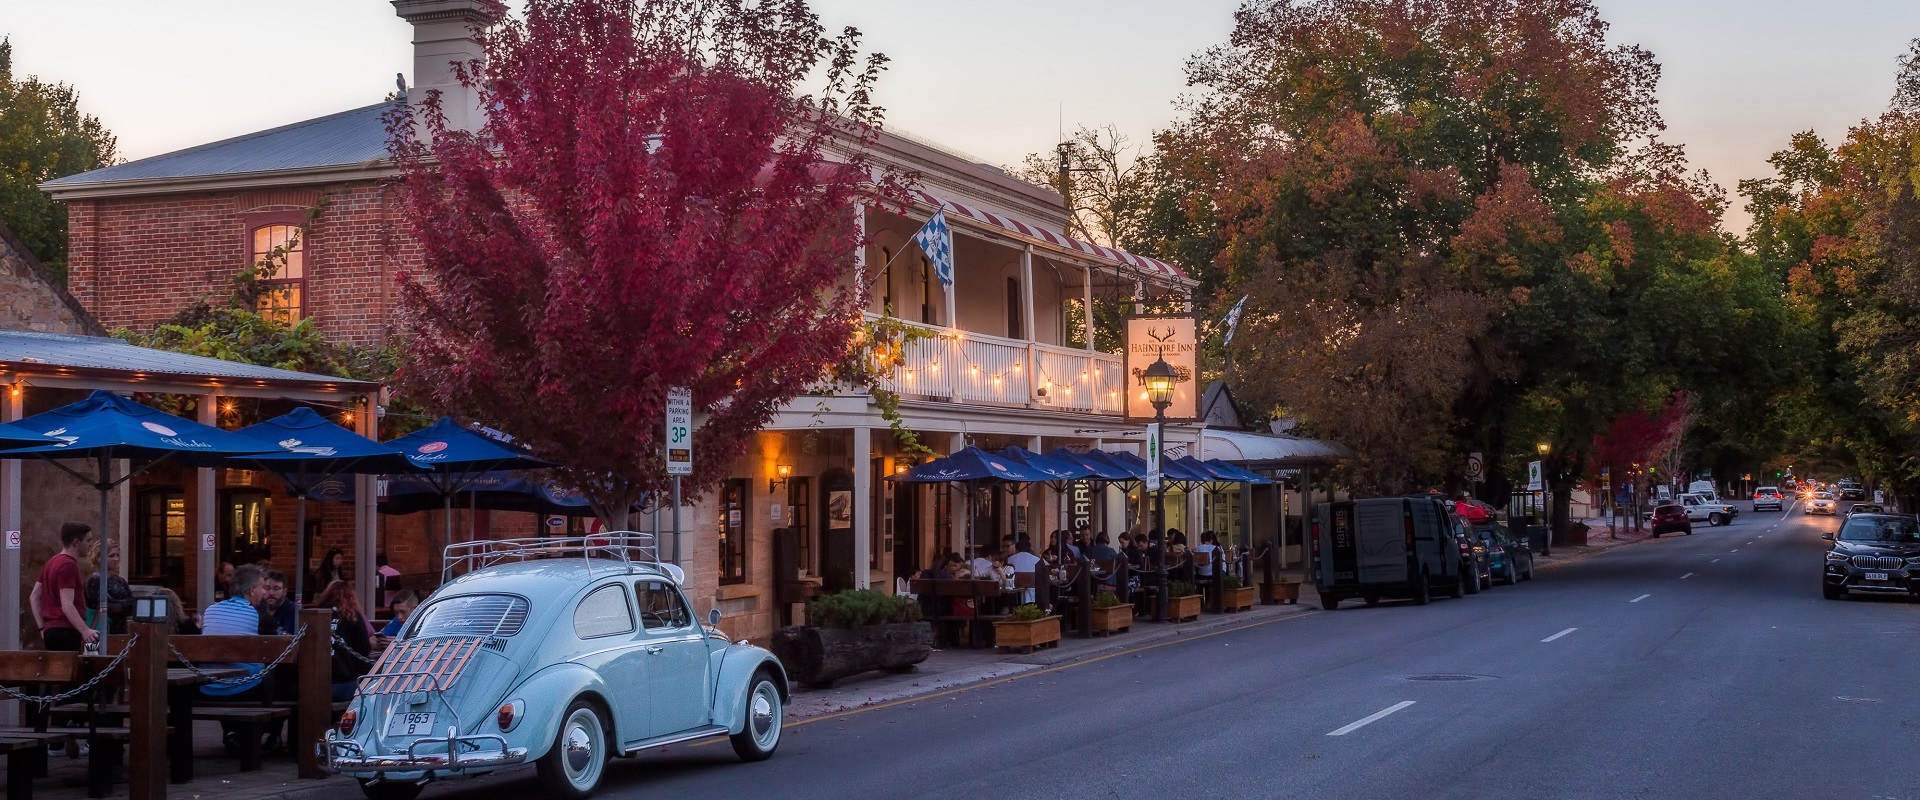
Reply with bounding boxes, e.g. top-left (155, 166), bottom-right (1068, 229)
top-left (1124, 314), bottom-right (1200, 421)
